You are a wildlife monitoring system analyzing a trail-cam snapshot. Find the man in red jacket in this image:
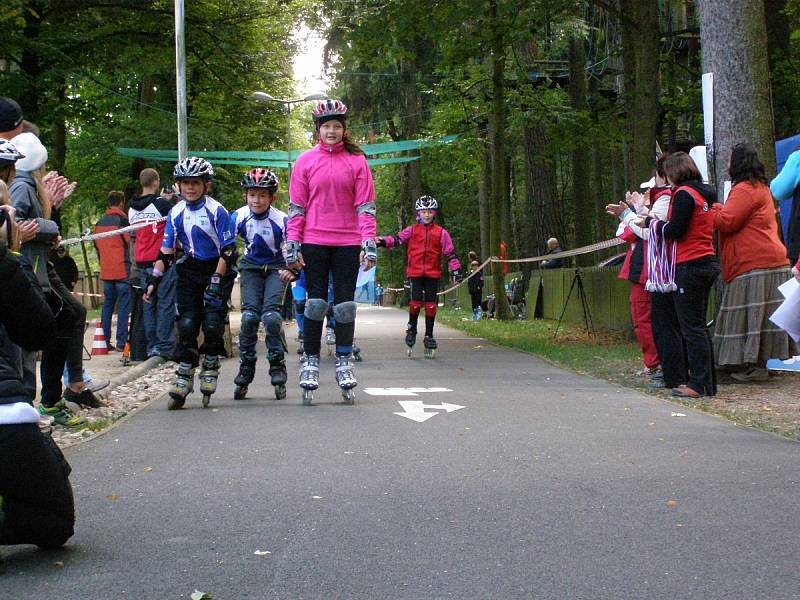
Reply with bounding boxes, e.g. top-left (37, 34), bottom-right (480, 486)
top-left (94, 191), bottom-right (132, 351)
